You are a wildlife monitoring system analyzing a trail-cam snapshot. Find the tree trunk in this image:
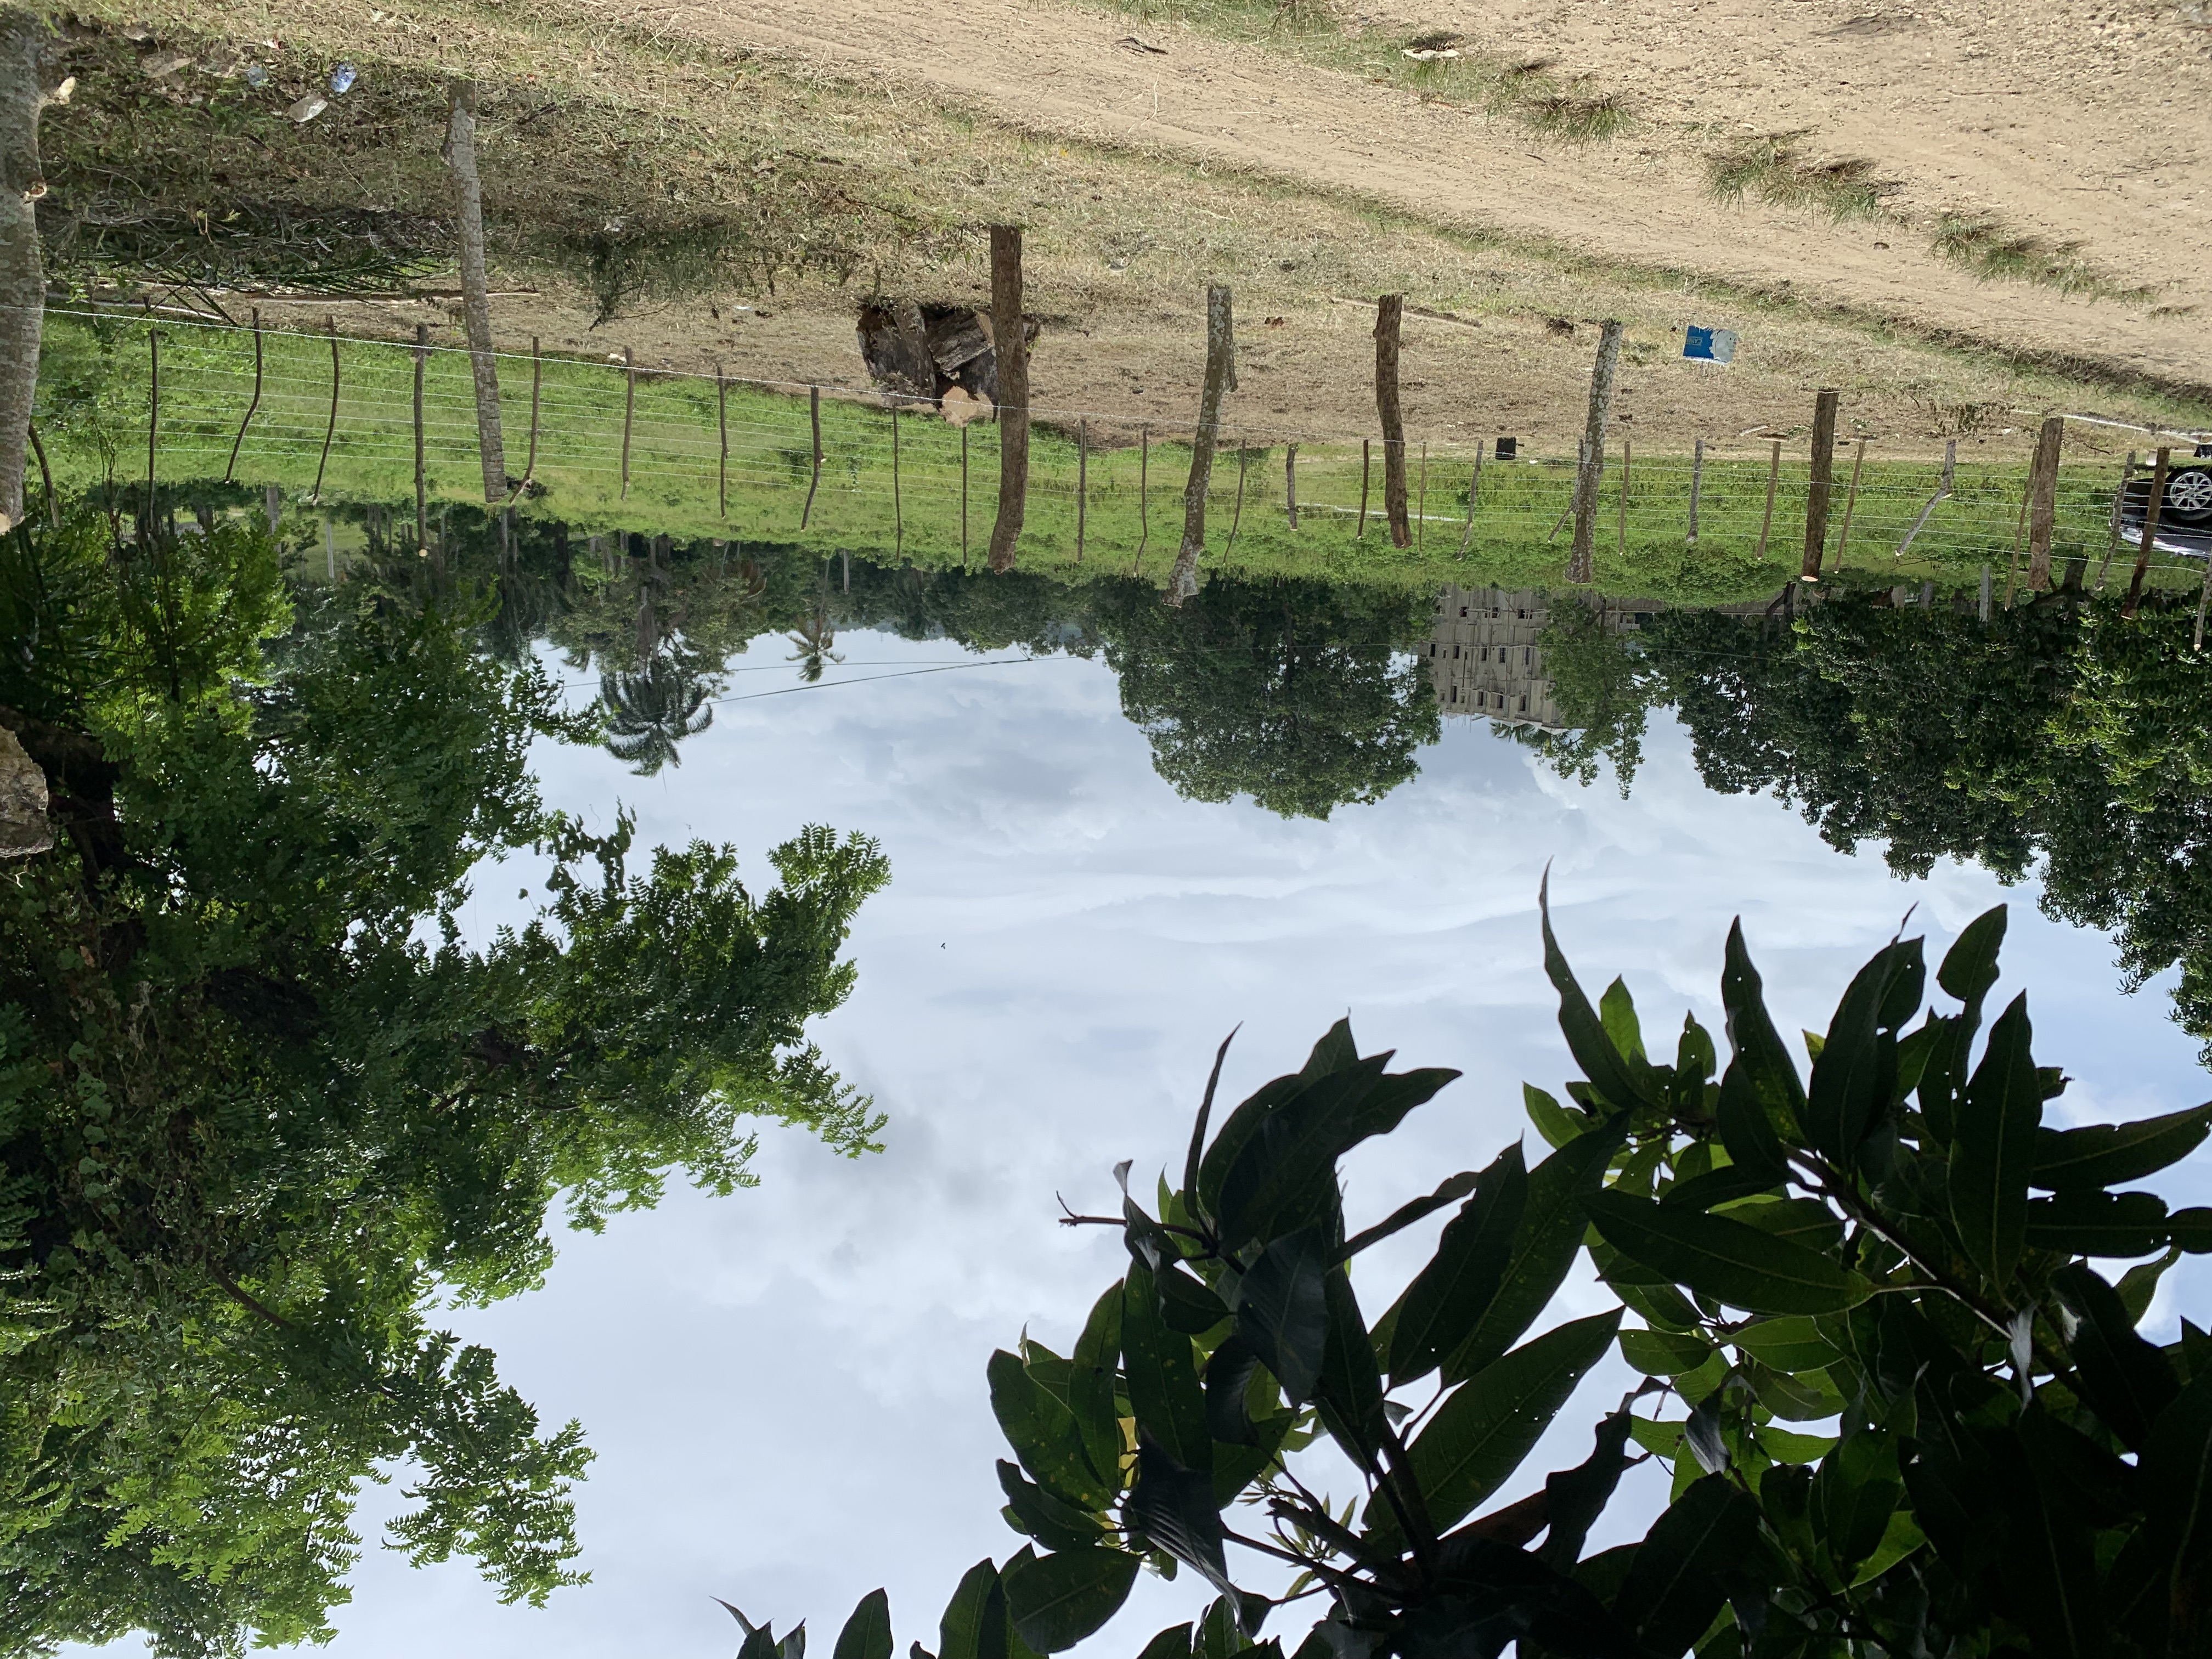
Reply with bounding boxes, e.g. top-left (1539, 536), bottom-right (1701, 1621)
top-left (444, 80), bottom-right (506, 500)
top-left (986, 225), bottom-right (1028, 573)
top-left (1799, 388), bottom-right (1840, 581)
top-left (2024, 415), bottom-right (2063, 591)
top-left (1374, 295), bottom-right (1410, 548)
top-left (1167, 284), bottom-right (1235, 605)
top-left (1566, 319), bottom-right (1622, 584)
top-left (0, 14), bottom-right (55, 529)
